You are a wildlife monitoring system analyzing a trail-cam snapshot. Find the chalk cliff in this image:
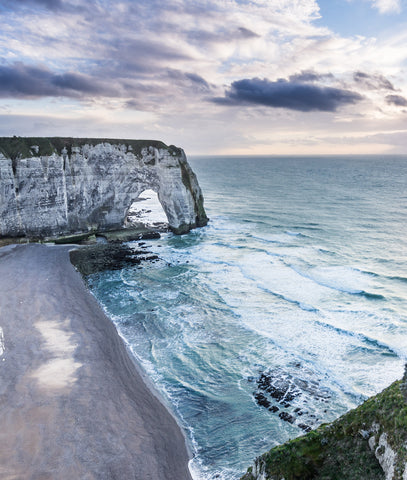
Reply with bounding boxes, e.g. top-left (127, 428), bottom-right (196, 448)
top-left (0, 137), bottom-right (208, 238)
top-left (241, 368), bottom-right (407, 480)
